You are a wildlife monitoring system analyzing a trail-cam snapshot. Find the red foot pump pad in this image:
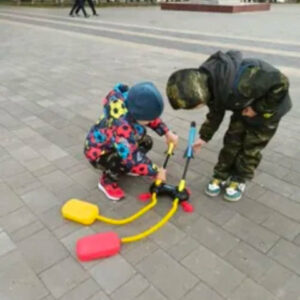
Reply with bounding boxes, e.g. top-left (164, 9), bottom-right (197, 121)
top-left (76, 231), bottom-right (121, 261)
